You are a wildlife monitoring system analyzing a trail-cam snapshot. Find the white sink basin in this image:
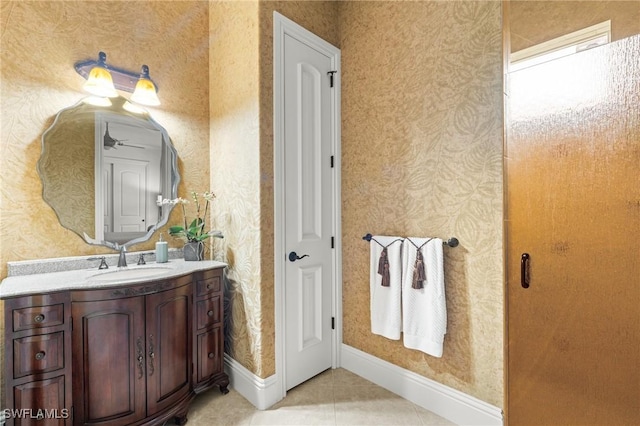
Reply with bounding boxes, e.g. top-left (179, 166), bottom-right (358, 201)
top-left (88, 266), bottom-right (174, 283)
